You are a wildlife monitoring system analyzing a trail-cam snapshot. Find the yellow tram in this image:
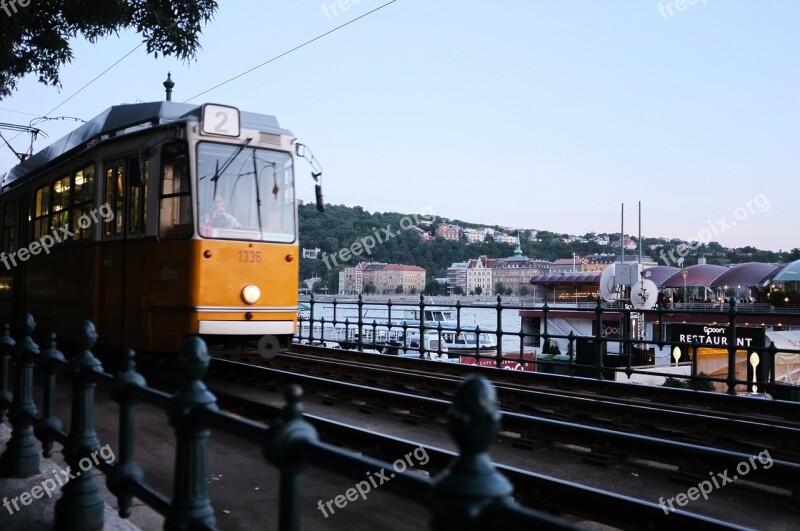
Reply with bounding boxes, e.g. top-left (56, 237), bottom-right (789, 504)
top-left (0, 101), bottom-right (318, 354)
